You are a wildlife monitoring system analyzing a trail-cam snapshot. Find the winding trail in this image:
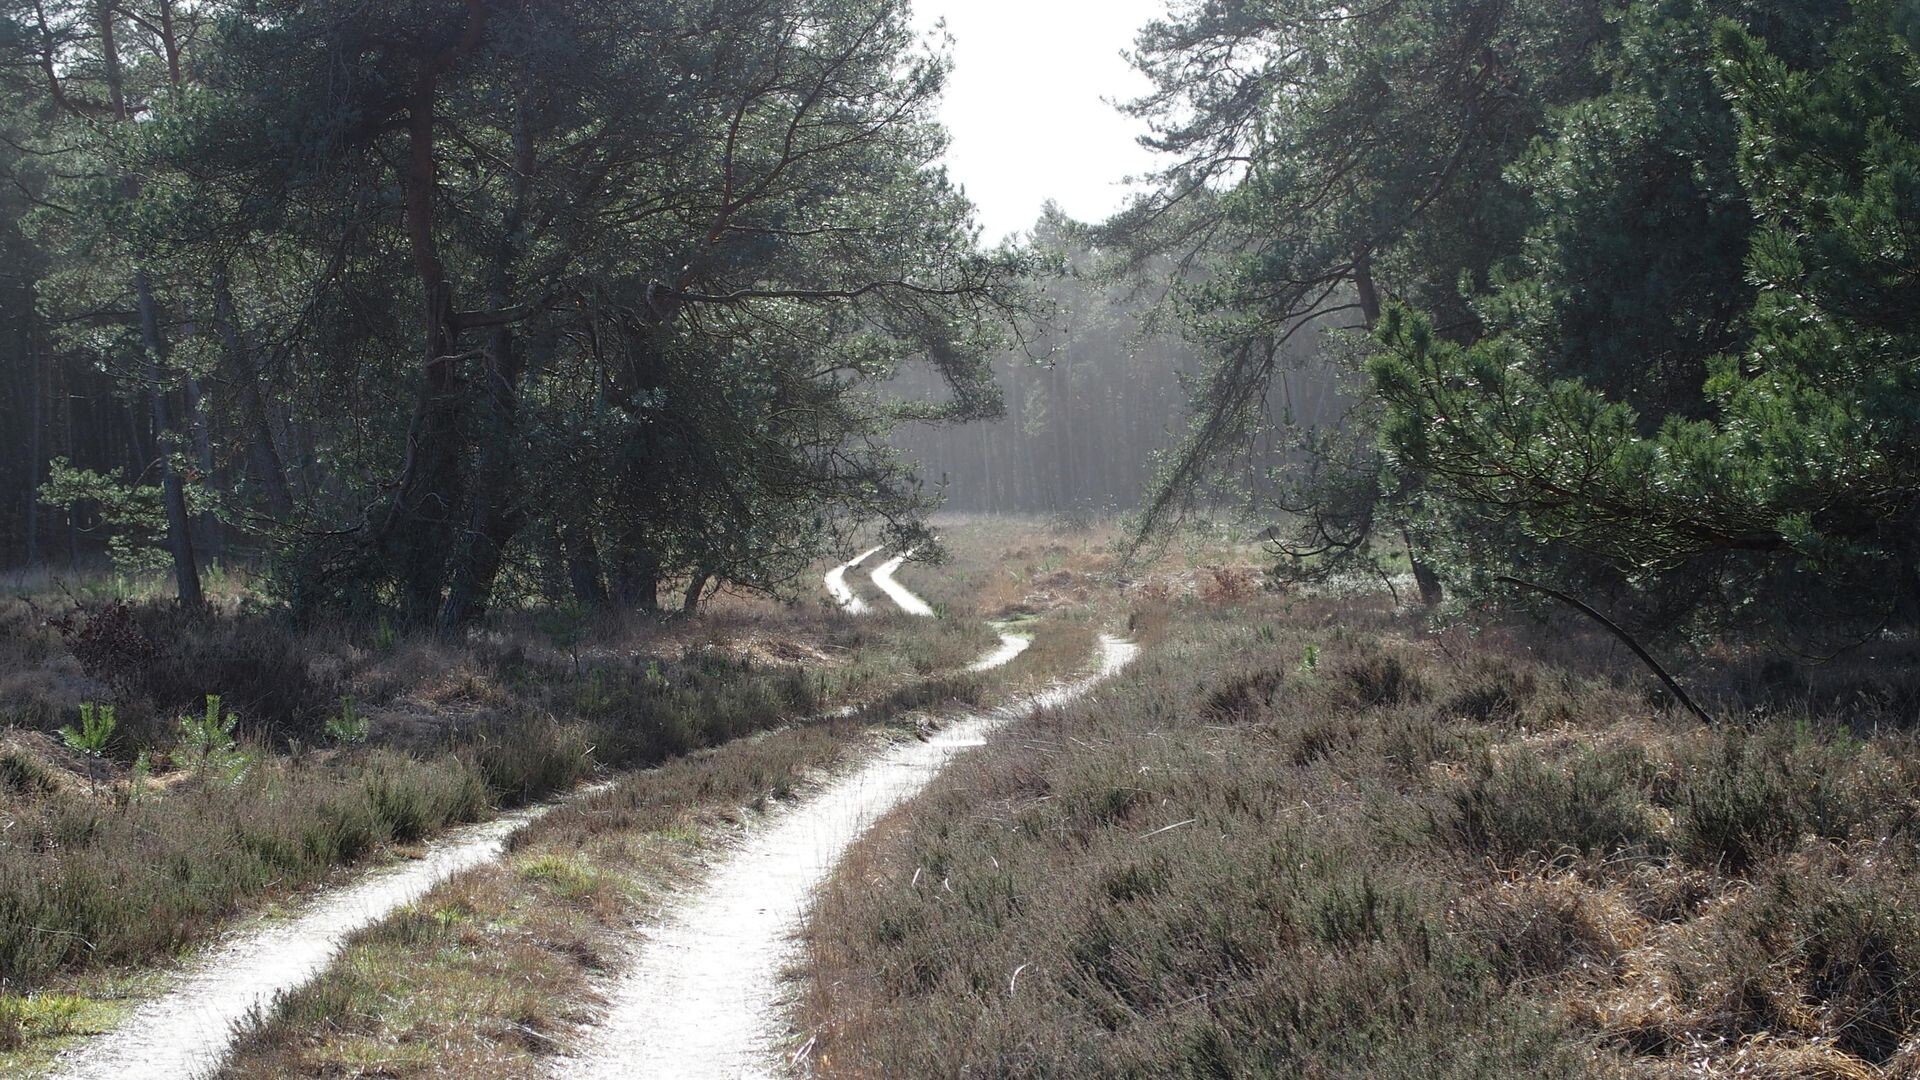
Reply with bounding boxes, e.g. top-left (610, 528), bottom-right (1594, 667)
top-left (50, 790), bottom-right (607, 1080)
top-left (553, 635), bottom-right (1137, 1080)
top-left (48, 553), bottom-right (1048, 1078)
top-left (967, 630), bottom-right (1032, 672)
top-left (823, 546), bottom-right (883, 614)
top-left (869, 549), bottom-right (935, 616)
